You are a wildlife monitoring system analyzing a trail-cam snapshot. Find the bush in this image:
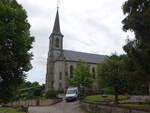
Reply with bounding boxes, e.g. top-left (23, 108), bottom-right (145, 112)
top-left (57, 90), bottom-right (64, 94)
top-left (102, 87), bottom-right (114, 95)
top-left (145, 99), bottom-right (150, 105)
top-left (45, 90), bottom-right (58, 99)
